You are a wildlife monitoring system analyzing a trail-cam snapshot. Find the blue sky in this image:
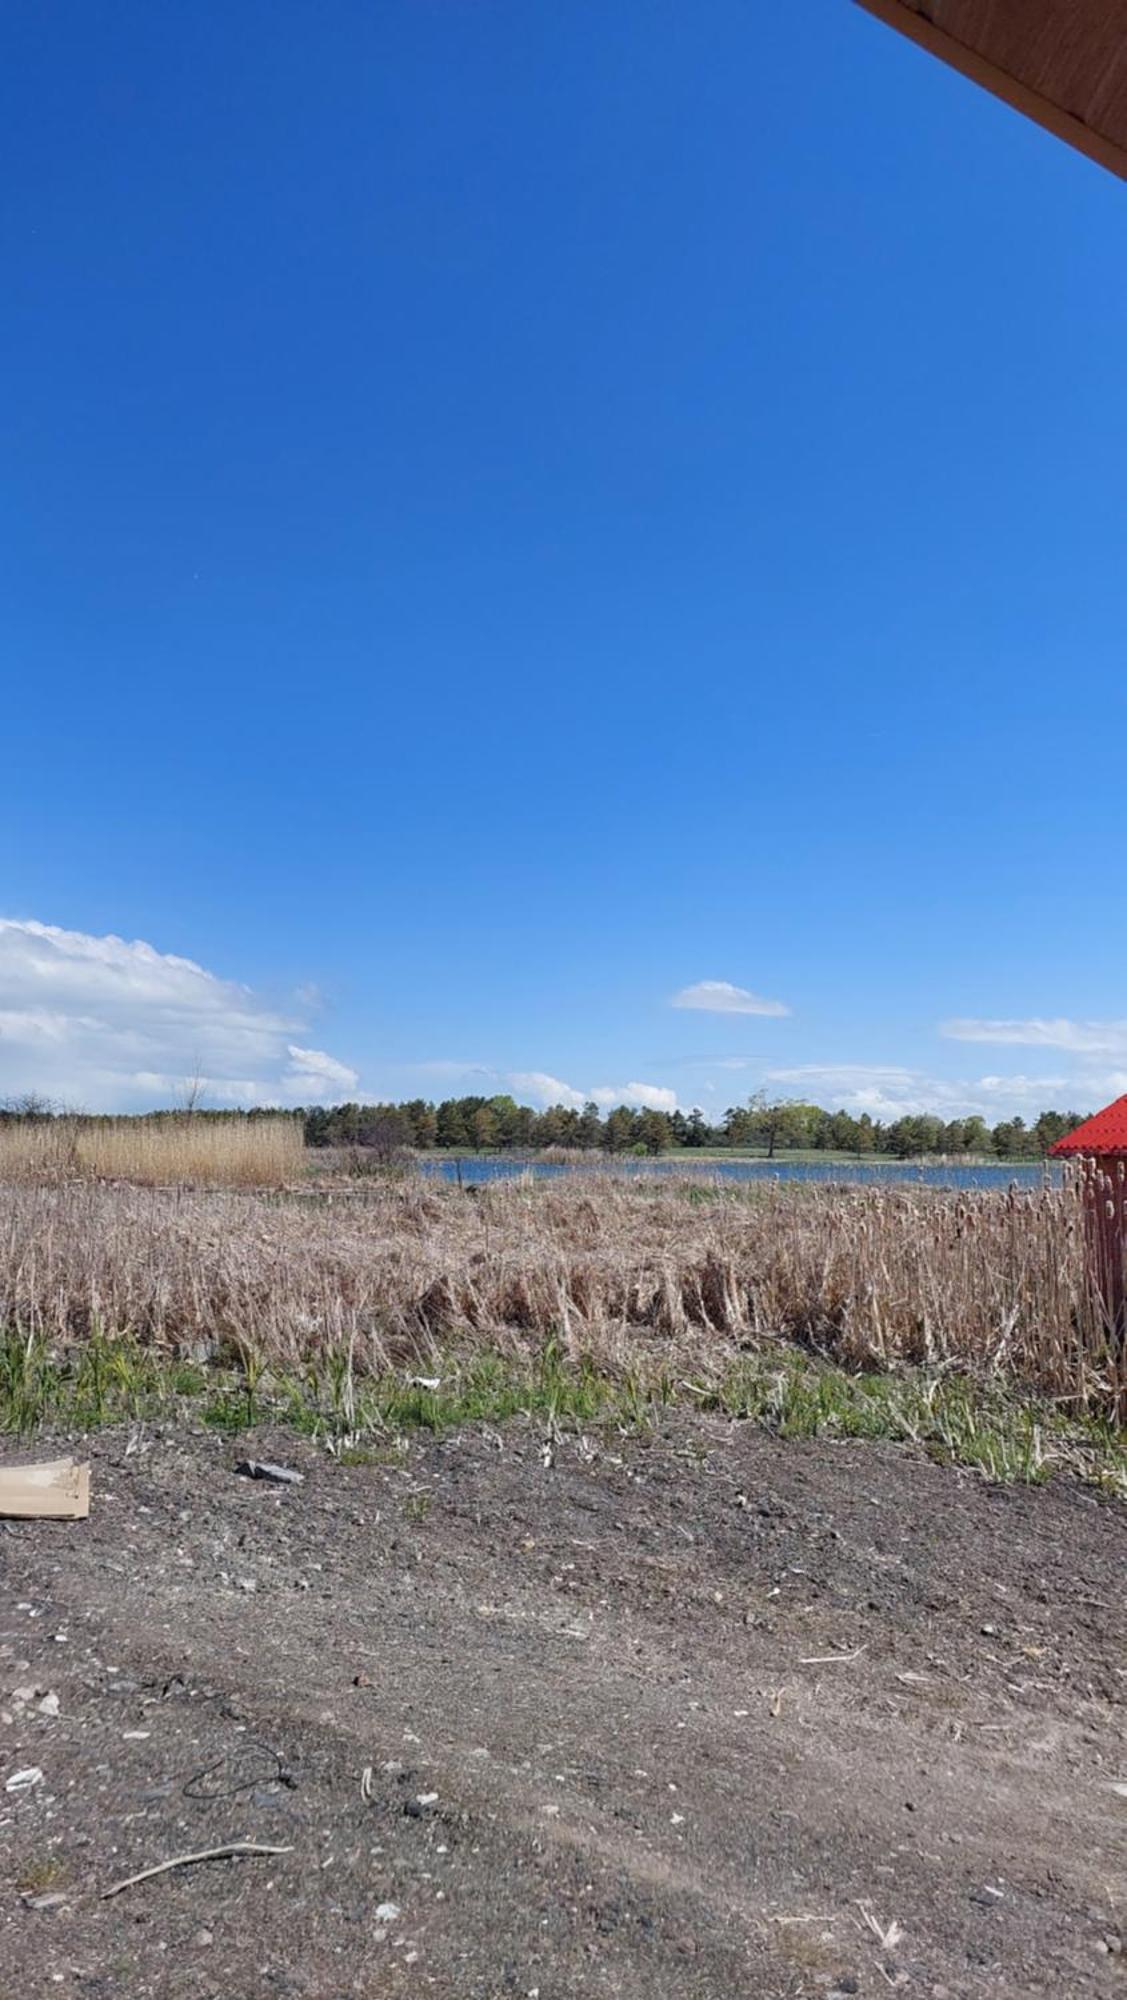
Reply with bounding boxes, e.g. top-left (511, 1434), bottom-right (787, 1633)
top-left (4, 1), bottom-right (1127, 1121)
